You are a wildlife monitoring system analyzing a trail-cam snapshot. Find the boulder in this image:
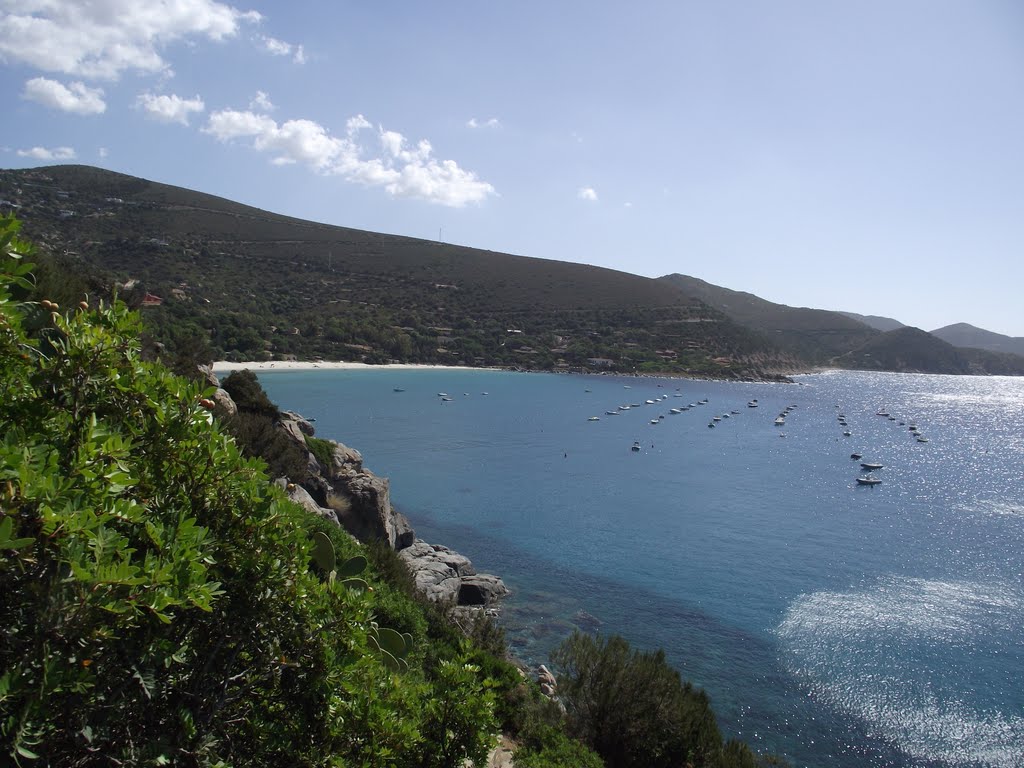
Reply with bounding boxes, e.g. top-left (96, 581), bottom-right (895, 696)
top-left (210, 387), bottom-right (237, 418)
top-left (272, 478), bottom-right (342, 527)
top-left (459, 574), bottom-right (510, 606)
top-left (282, 410), bottom-right (315, 436)
top-left (399, 540), bottom-right (498, 604)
